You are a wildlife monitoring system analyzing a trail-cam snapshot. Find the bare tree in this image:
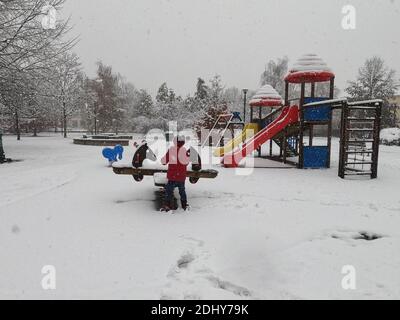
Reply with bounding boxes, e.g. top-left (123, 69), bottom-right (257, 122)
top-left (260, 57), bottom-right (289, 96)
top-left (346, 56), bottom-right (399, 128)
top-left (0, 0), bottom-right (78, 158)
top-left (50, 52), bottom-right (82, 138)
top-left (0, 0), bottom-right (77, 75)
